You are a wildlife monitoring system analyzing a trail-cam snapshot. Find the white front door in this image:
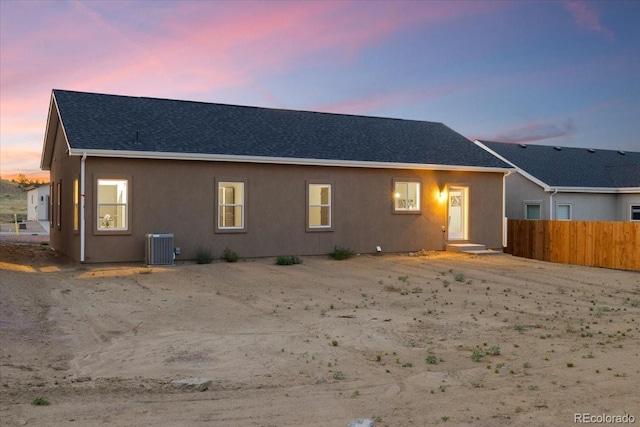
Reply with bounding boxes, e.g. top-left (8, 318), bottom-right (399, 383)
top-left (448, 187), bottom-right (468, 240)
